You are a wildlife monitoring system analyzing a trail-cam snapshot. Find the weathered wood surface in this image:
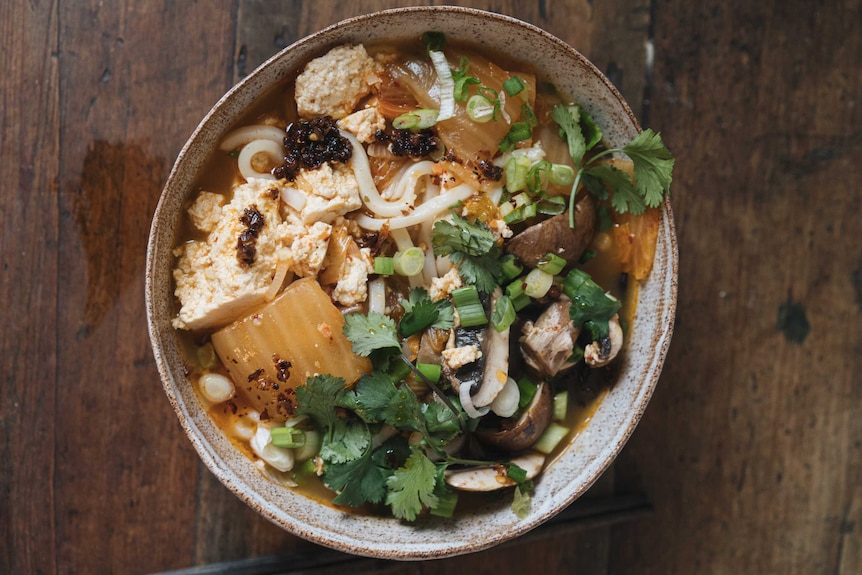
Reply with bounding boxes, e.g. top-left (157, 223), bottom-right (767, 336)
top-left (1, 0), bottom-right (859, 573)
